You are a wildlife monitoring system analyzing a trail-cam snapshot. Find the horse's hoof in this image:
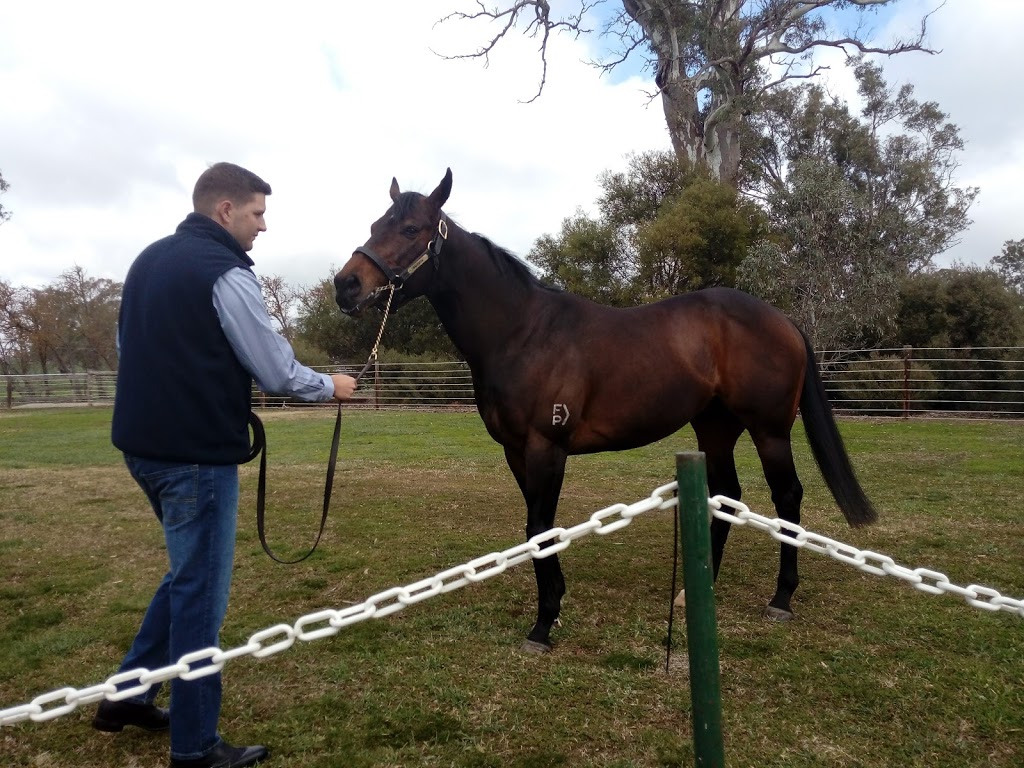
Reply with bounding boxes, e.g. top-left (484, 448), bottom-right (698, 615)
top-left (520, 639), bottom-right (552, 654)
top-left (763, 606), bottom-right (795, 622)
